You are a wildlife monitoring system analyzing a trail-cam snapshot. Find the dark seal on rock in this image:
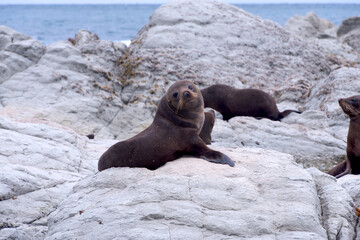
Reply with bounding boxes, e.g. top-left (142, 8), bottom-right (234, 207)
top-left (201, 84), bottom-right (301, 121)
top-left (98, 80), bottom-right (235, 171)
top-left (199, 110), bottom-right (216, 145)
top-left (328, 95), bottom-right (360, 178)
